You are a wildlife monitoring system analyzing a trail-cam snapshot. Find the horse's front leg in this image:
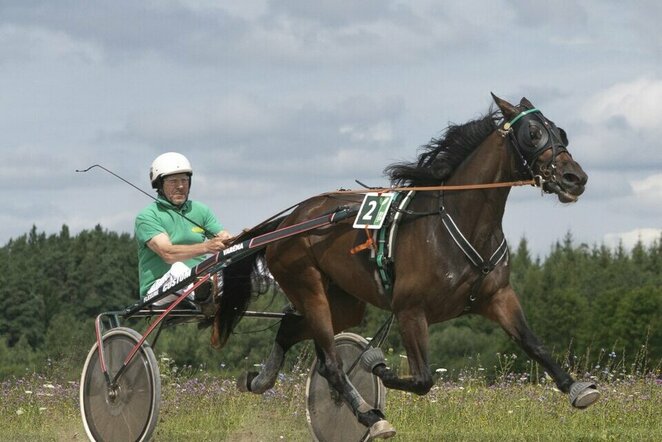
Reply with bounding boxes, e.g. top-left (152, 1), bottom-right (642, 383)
top-left (364, 308), bottom-right (434, 396)
top-left (482, 285), bottom-right (600, 408)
